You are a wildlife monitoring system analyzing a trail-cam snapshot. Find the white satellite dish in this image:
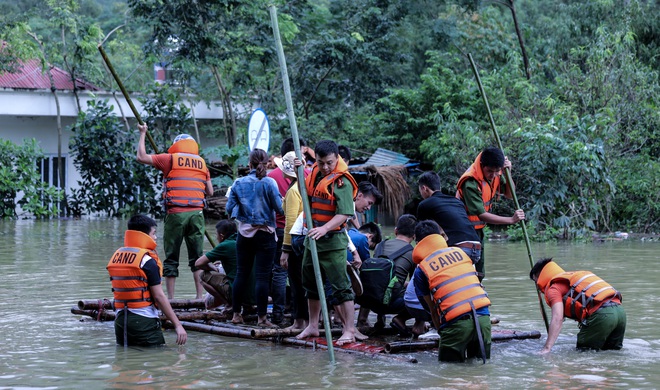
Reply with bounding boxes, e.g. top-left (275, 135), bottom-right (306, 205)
top-left (247, 108), bottom-right (270, 152)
